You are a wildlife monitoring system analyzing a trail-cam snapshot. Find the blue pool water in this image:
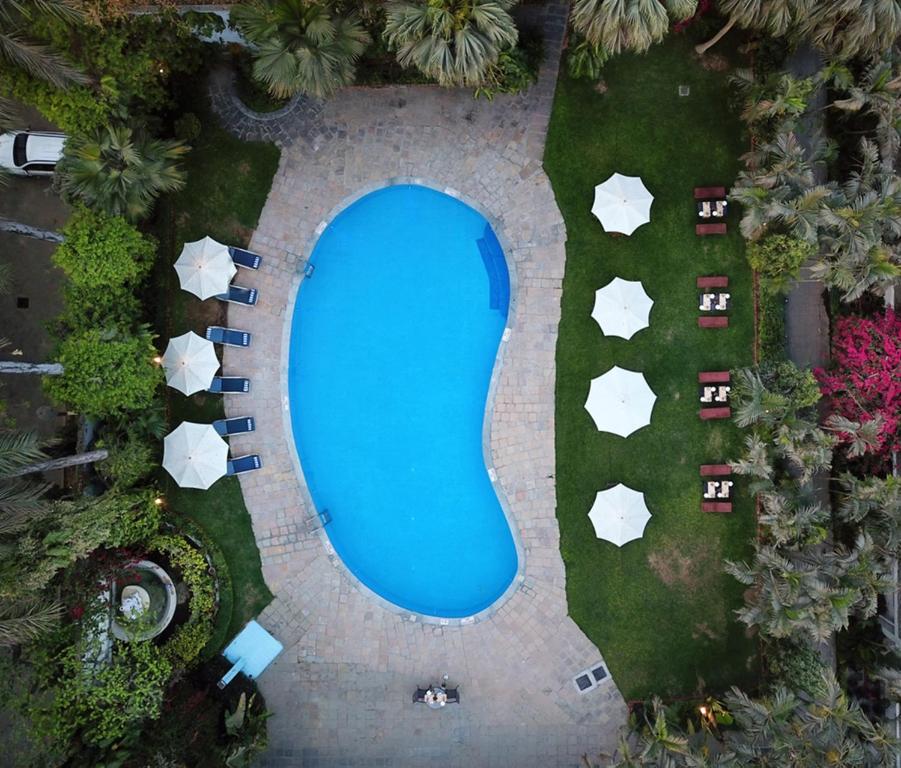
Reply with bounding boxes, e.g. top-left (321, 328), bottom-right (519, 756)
top-left (288, 185), bottom-right (518, 617)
